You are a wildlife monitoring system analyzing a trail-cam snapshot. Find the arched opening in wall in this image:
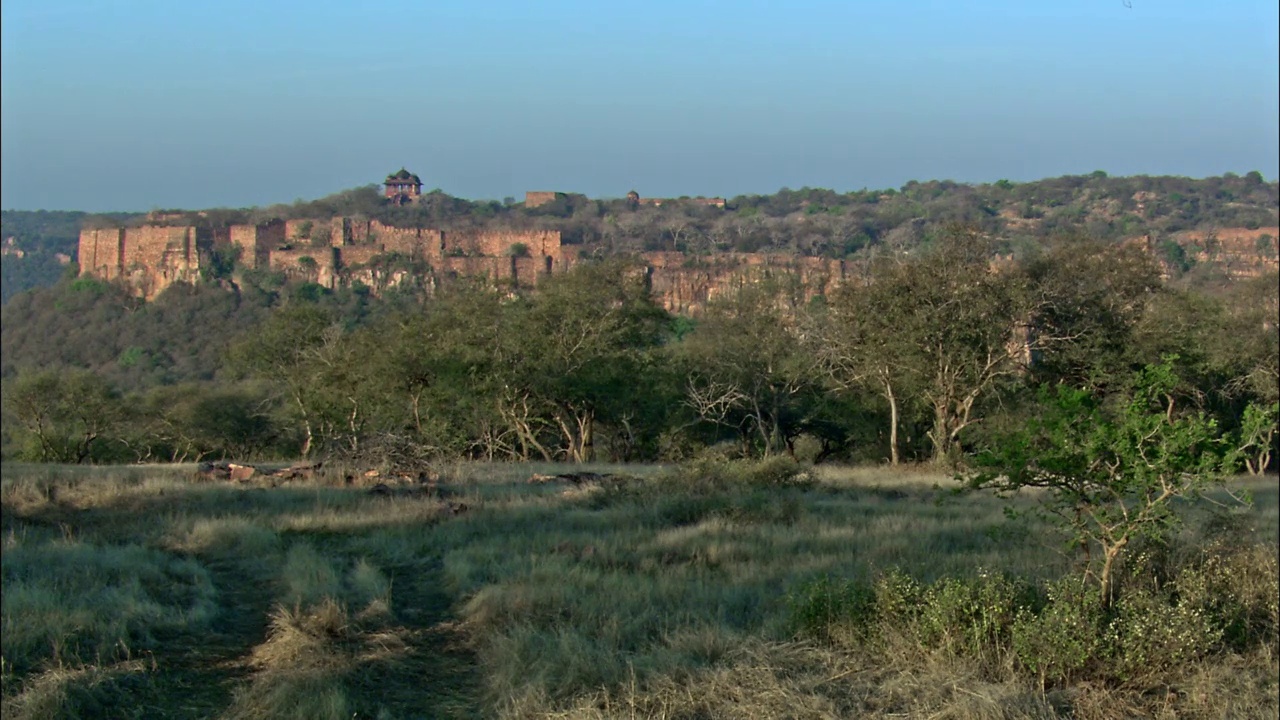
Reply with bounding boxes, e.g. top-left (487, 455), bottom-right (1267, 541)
top-left (545, 256), bottom-right (553, 274)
